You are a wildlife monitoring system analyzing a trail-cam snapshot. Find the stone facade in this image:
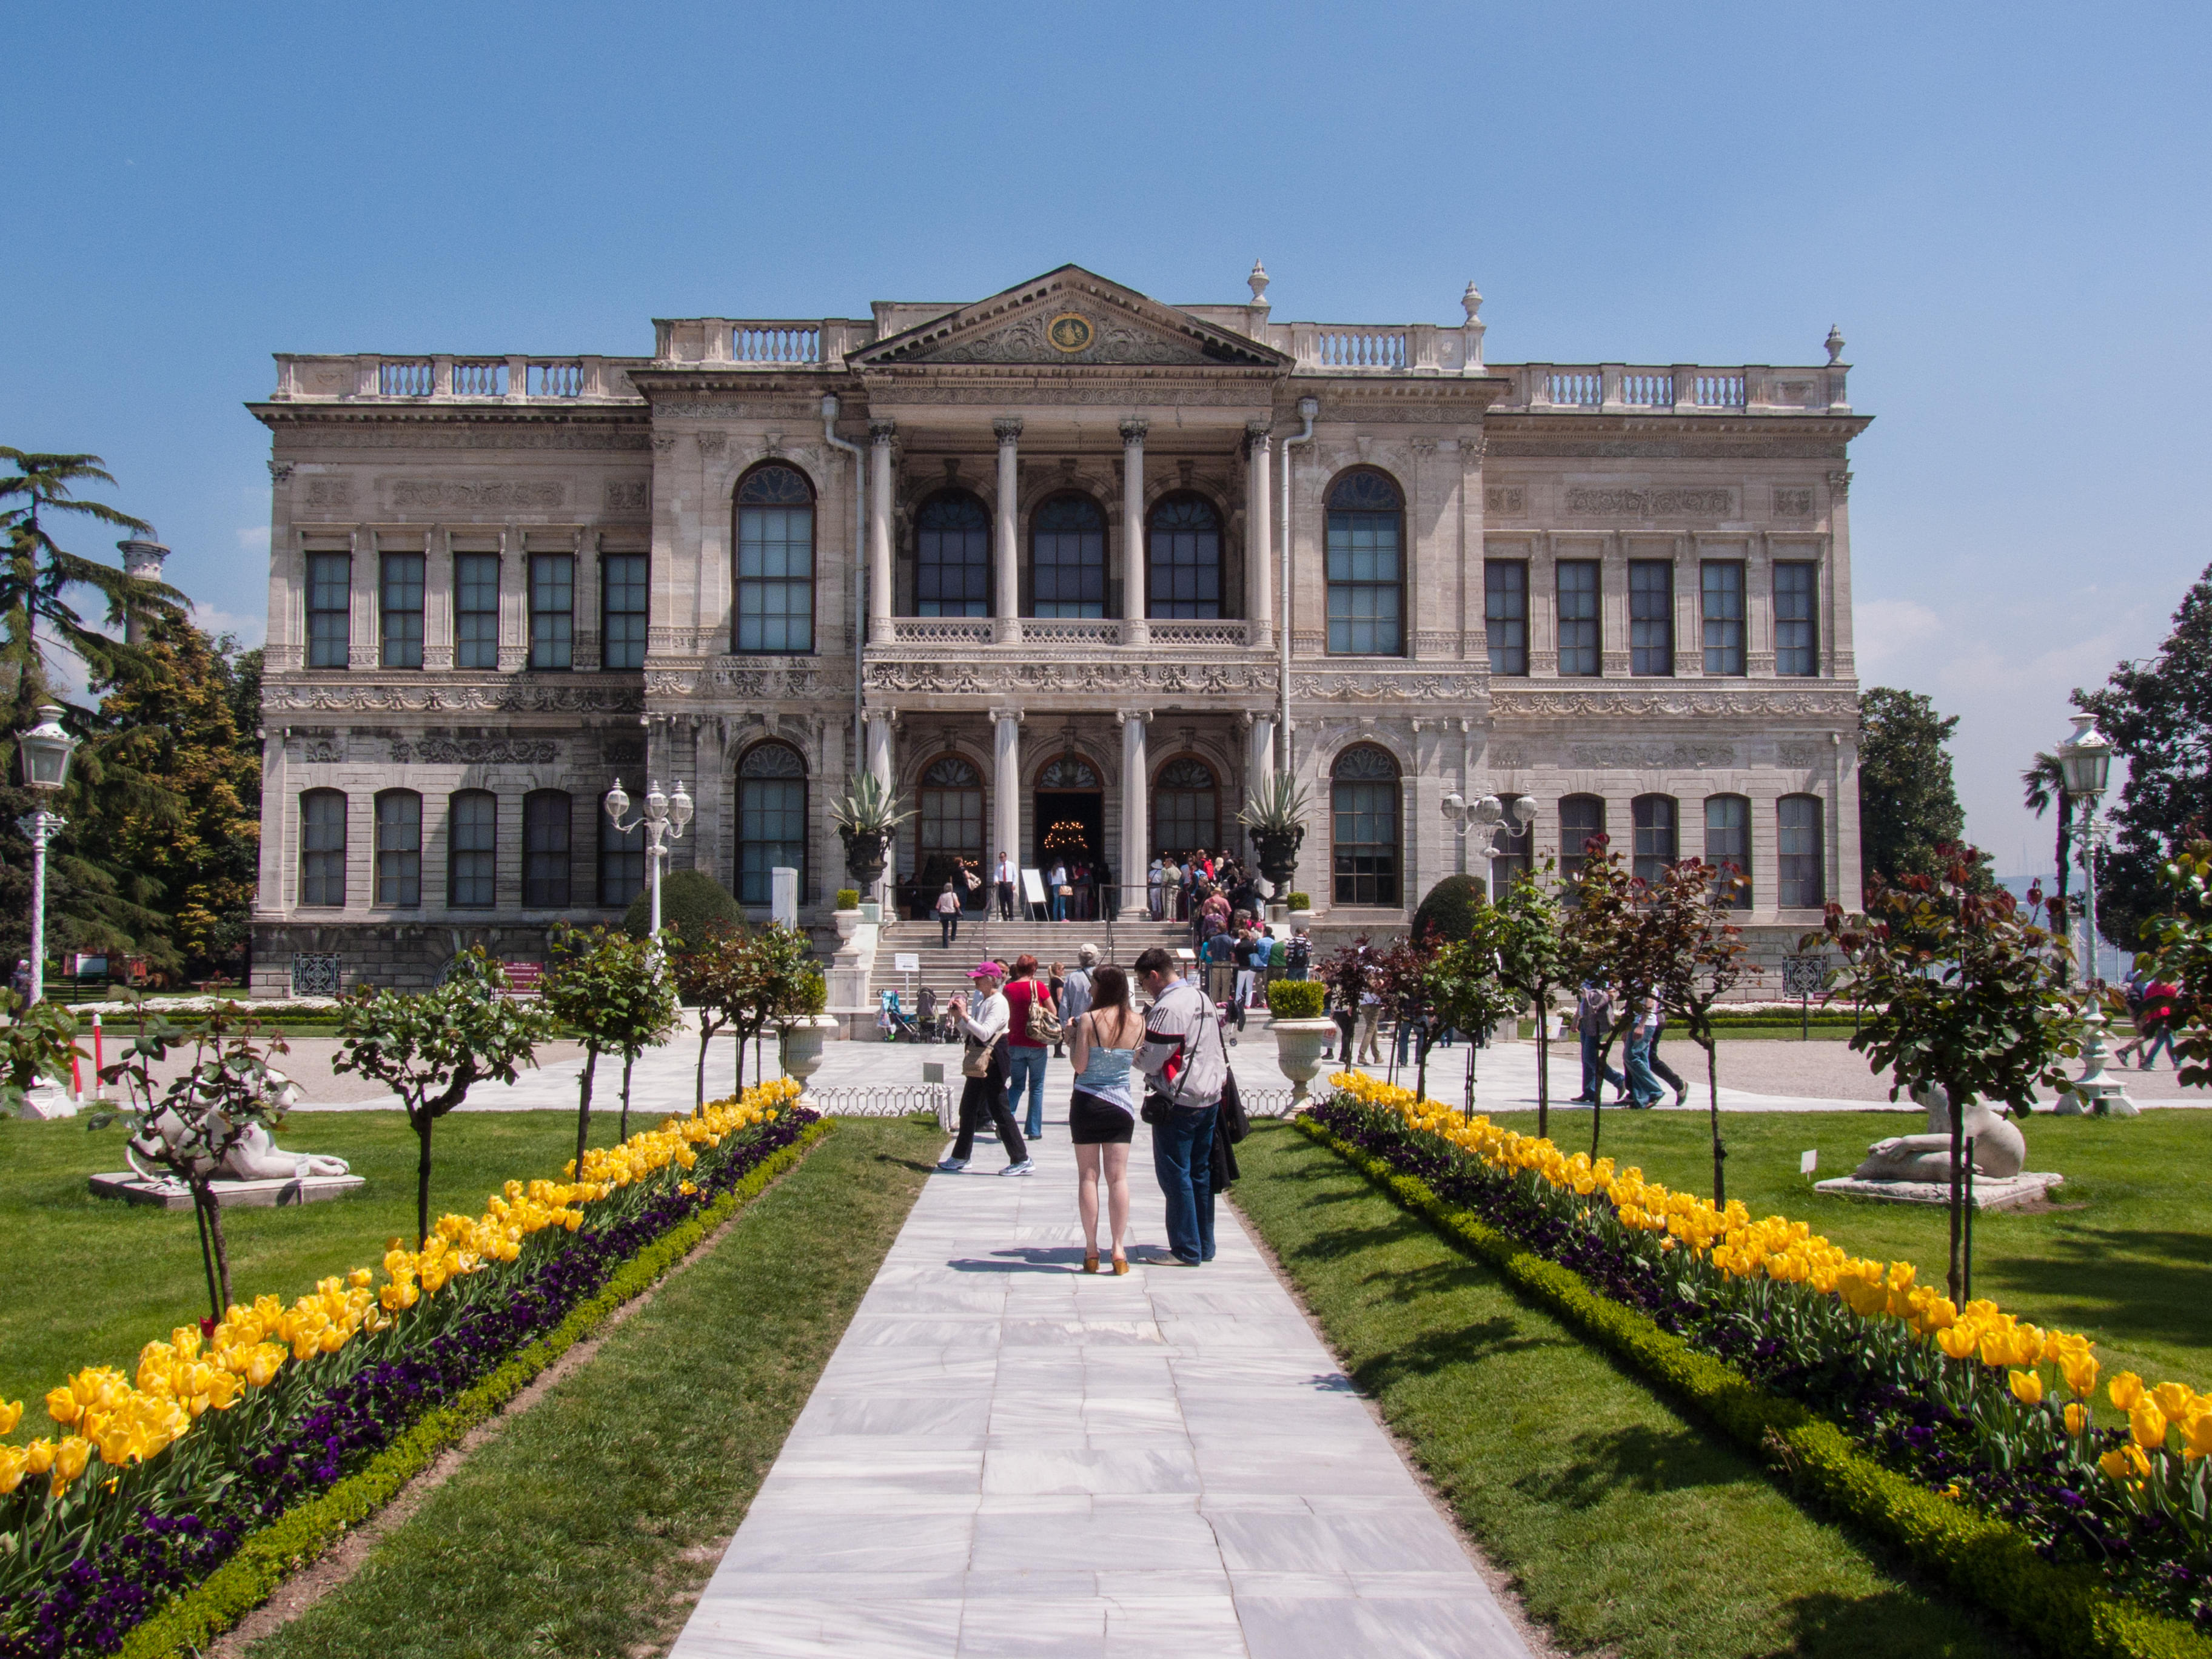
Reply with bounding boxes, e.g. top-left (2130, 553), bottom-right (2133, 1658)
top-left (248, 264), bottom-right (1867, 996)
